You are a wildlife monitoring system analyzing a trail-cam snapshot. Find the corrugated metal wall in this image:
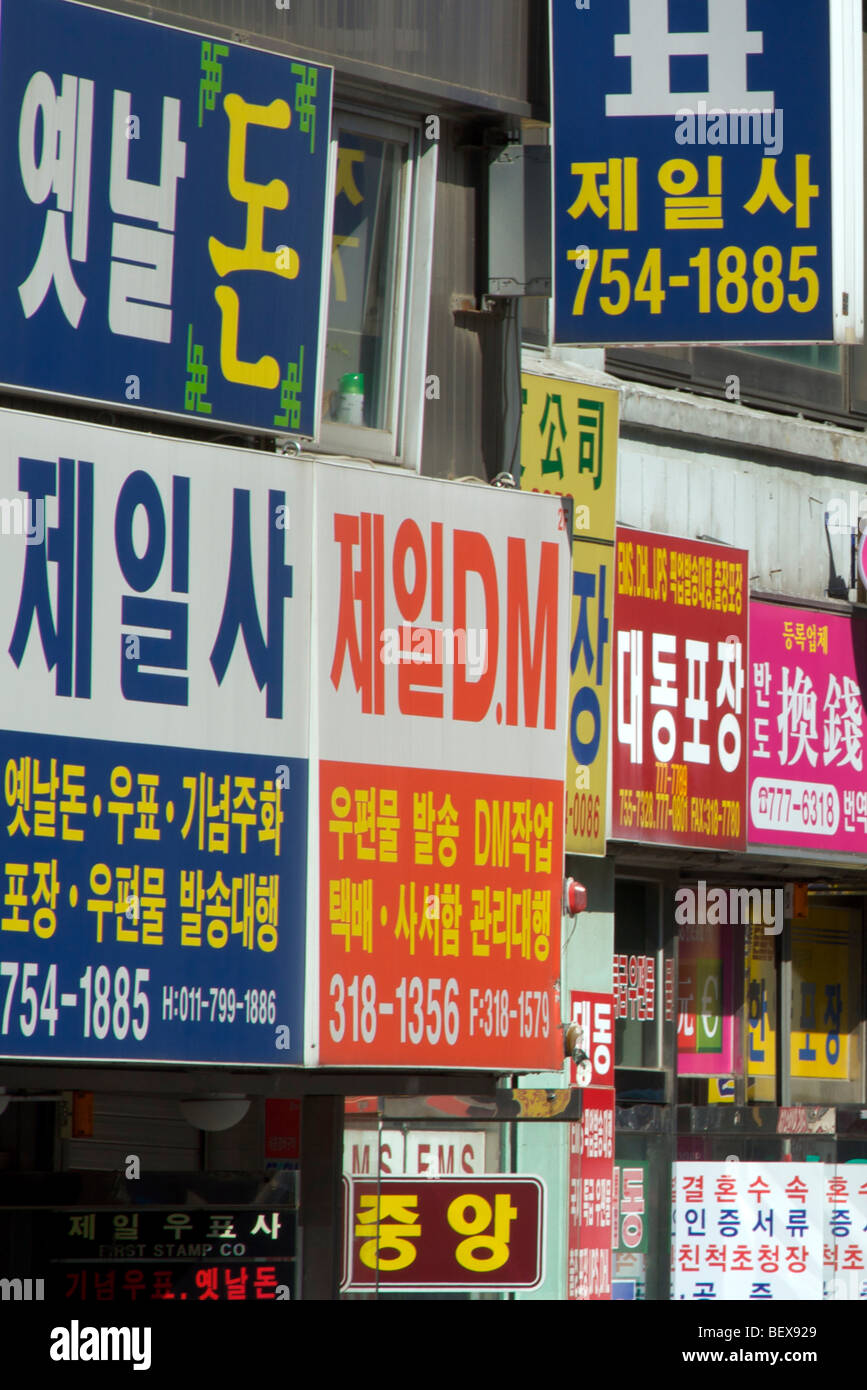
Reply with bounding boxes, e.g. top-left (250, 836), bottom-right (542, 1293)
top-left (617, 436), bottom-right (857, 603)
top-left (61, 1092), bottom-right (263, 1171)
top-left (62, 1094), bottom-right (201, 1171)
